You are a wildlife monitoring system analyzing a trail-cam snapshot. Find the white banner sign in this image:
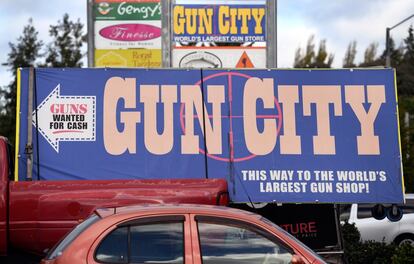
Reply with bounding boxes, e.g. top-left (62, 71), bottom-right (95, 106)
top-left (172, 47), bottom-right (266, 68)
top-left (95, 20), bottom-right (161, 49)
